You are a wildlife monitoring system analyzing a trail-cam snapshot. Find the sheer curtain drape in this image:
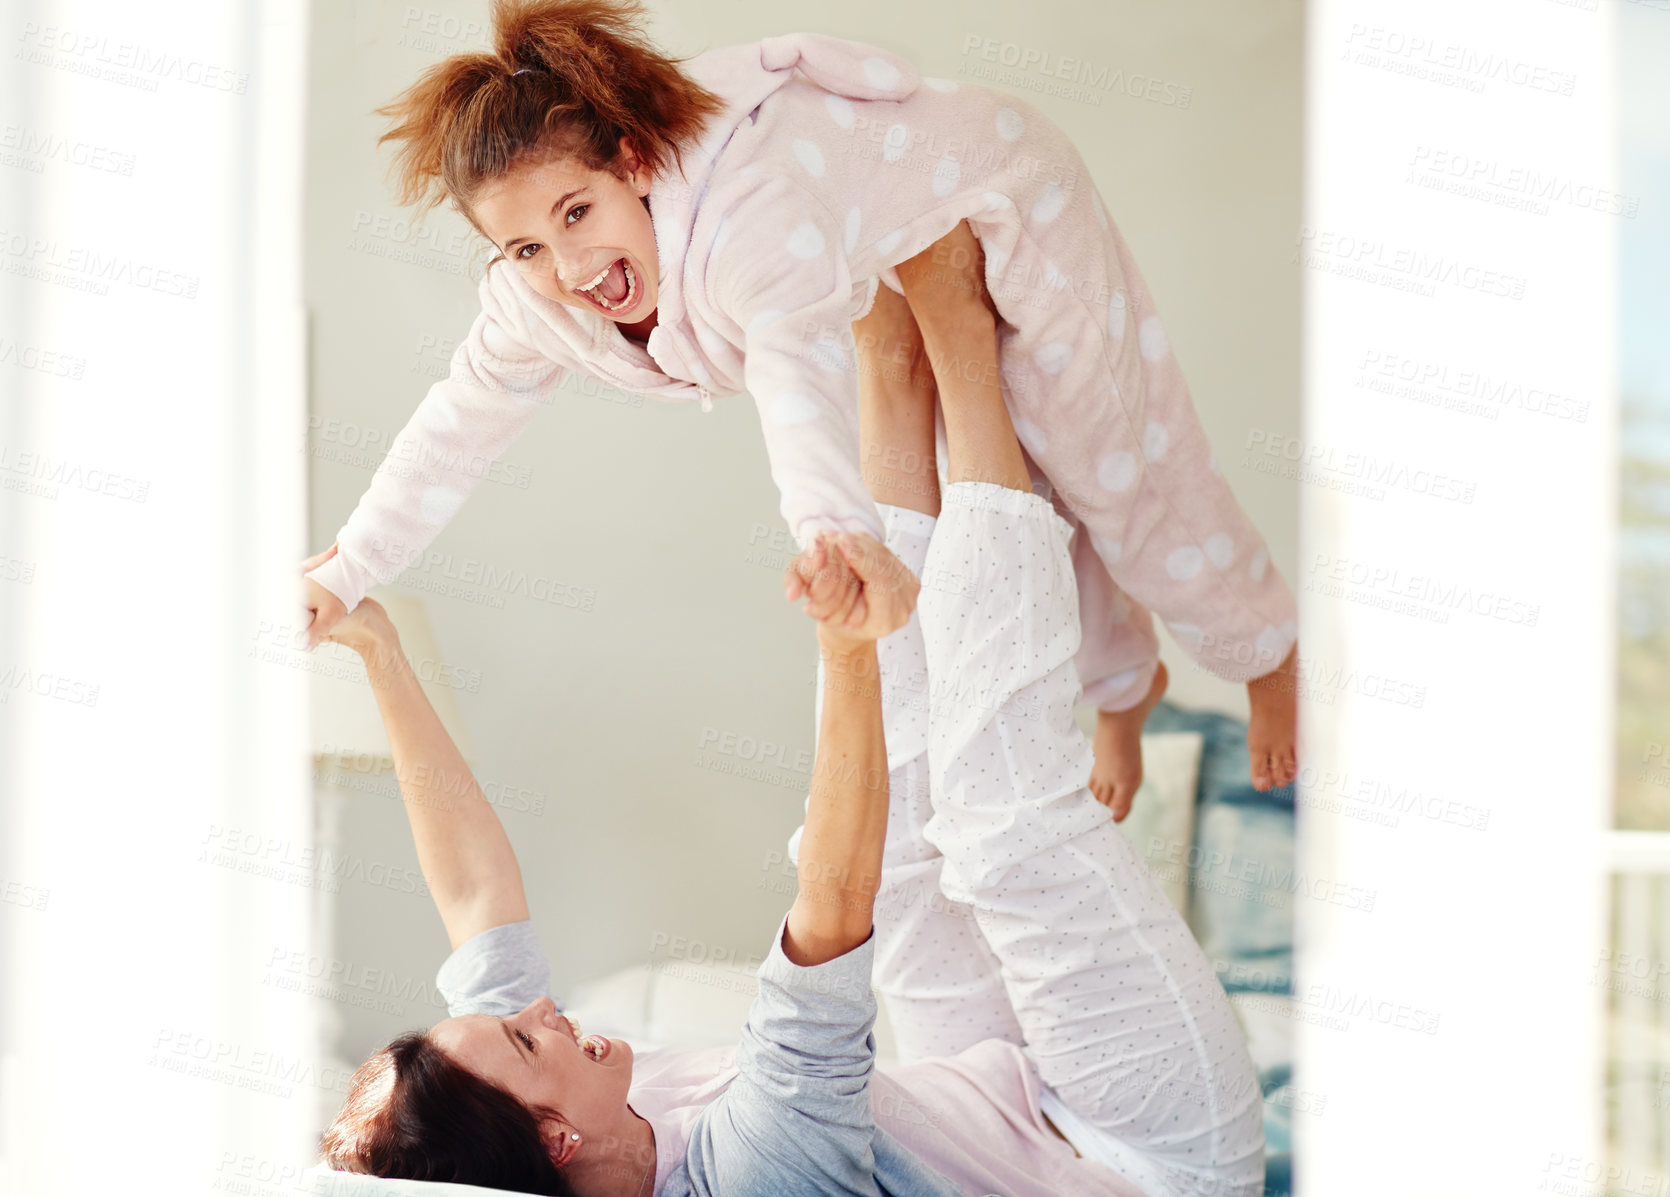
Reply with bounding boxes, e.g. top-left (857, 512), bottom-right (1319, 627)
top-left (0, 1), bottom-right (318, 1190)
top-left (1300, 1), bottom-right (1613, 1192)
